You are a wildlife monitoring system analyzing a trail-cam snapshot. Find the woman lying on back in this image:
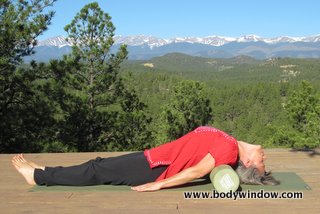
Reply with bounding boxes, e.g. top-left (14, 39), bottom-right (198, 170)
top-left (12, 126), bottom-right (279, 191)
